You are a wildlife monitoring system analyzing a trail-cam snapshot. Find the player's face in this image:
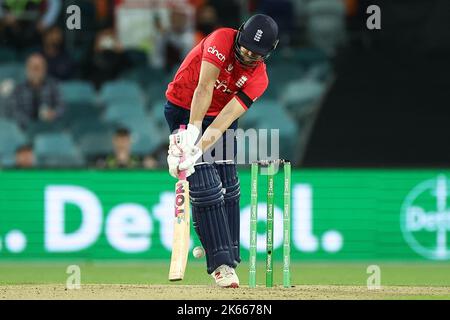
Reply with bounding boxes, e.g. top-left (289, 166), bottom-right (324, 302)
top-left (239, 46), bottom-right (263, 66)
